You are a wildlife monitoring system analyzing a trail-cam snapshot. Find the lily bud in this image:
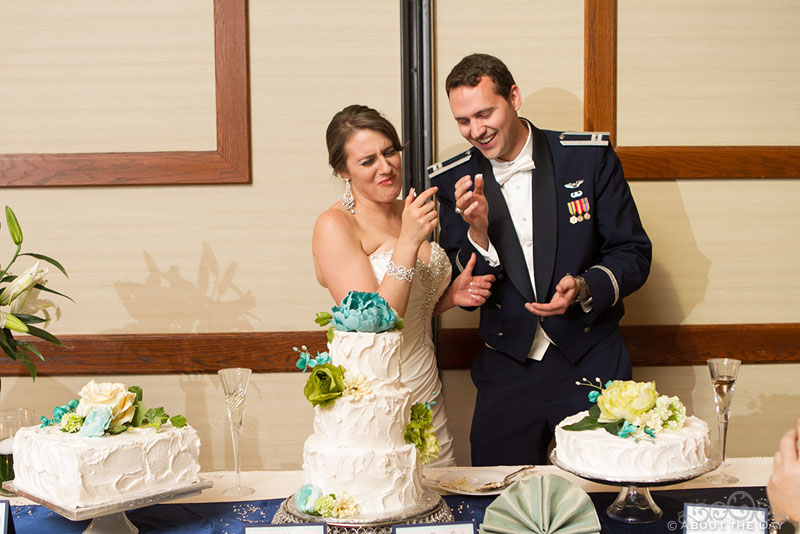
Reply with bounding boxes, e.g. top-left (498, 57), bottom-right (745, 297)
top-left (0, 311), bottom-right (29, 333)
top-left (5, 206), bottom-right (23, 246)
top-left (0, 260), bottom-right (48, 306)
